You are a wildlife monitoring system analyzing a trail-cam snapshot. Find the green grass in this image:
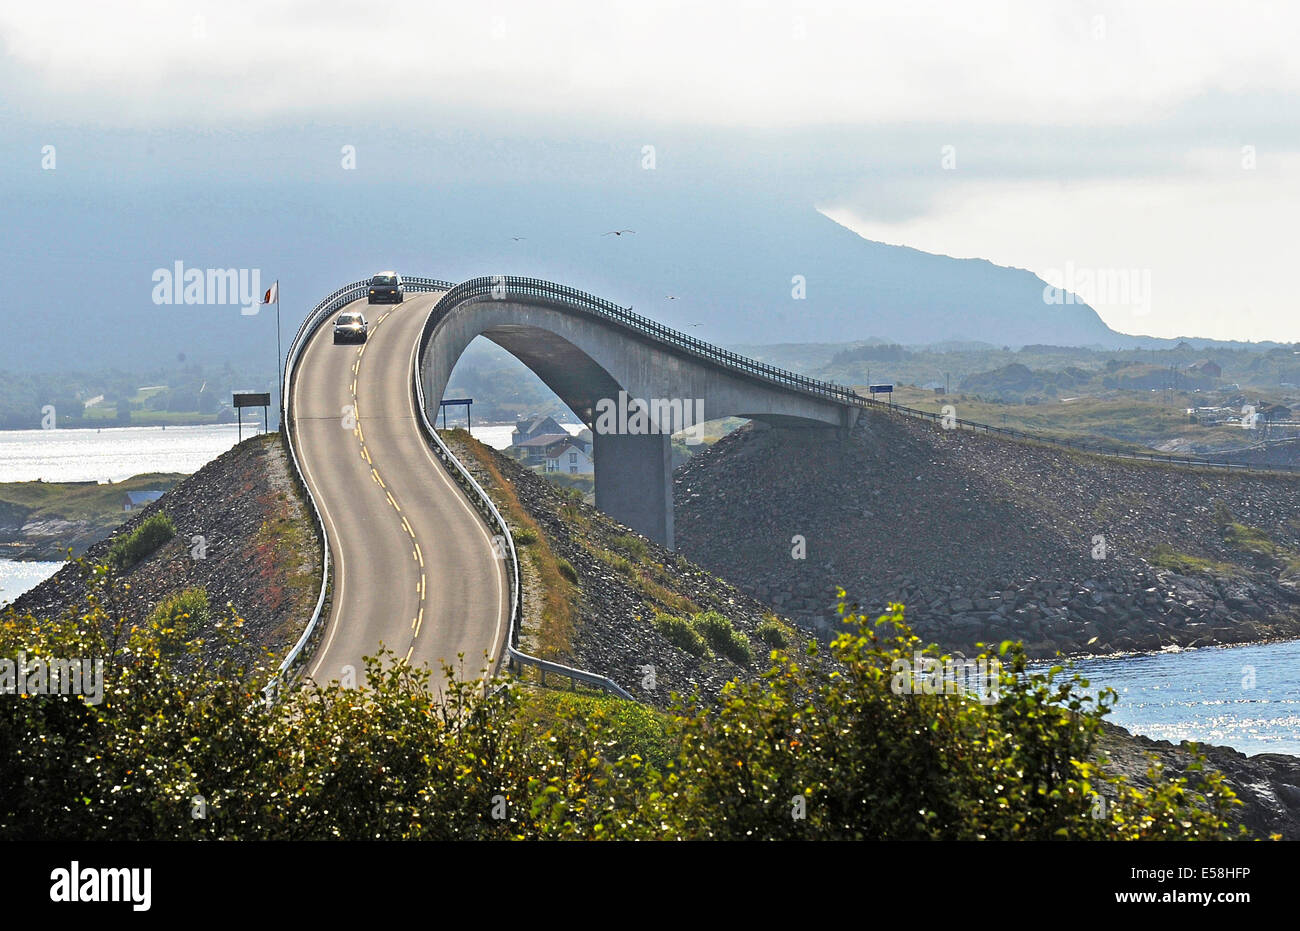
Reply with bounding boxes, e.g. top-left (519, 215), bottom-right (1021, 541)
top-left (756, 615), bottom-right (796, 650)
top-left (0, 473), bottom-right (184, 523)
top-left (1223, 522), bottom-right (1277, 556)
top-left (882, 384), bottom-right (1254, 455)
top-left (1147, 543), bottom-right (1239, 577)
top-left (691, 610), bottom-right (751, 664)
top-left (609, 533), bottom-right (649, 562)
top-left (108, 511), bottom-right (176, 570)
top-left (653, 612), bottom-right (709, 657)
